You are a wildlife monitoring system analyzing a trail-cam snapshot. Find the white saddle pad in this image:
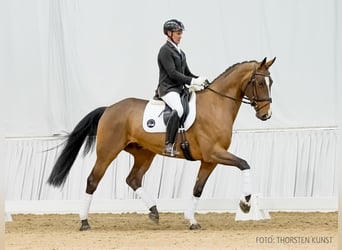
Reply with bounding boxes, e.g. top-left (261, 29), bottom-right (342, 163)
top-left (142, 93), bottom-right (196, 133)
